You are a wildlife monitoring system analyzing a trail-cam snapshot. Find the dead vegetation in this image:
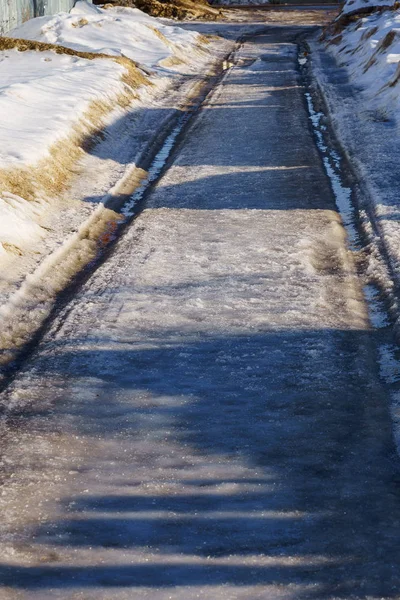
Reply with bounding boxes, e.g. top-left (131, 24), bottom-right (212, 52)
top-left (363, 29), bottom-right (398, 71)
top-left (361, 24), bottom-right (378, 39)
top-left (71, 17), bottom-right (89, 27)
top-left (321, 5), bottom-right (395, 40)
top-left (102, 0), bottom-right (220, 21)
top-left (0, 37), bottom-right (150, 202)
